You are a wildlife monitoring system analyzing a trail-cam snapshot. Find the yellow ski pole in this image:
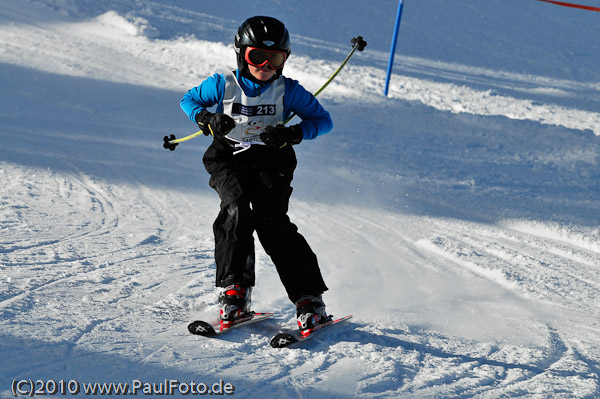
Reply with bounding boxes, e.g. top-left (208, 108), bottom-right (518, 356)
top-left (163, 131), bottom-right (203, 151)
top-left (163, 36), bottom-right (366, 151)
top-left (283, 36), bottom-right (367, 125)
